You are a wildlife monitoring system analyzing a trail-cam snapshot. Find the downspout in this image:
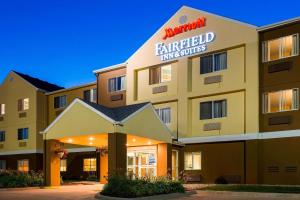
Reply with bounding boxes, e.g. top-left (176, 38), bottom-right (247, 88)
top-left (95, 73), bottom-right (99, 104)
